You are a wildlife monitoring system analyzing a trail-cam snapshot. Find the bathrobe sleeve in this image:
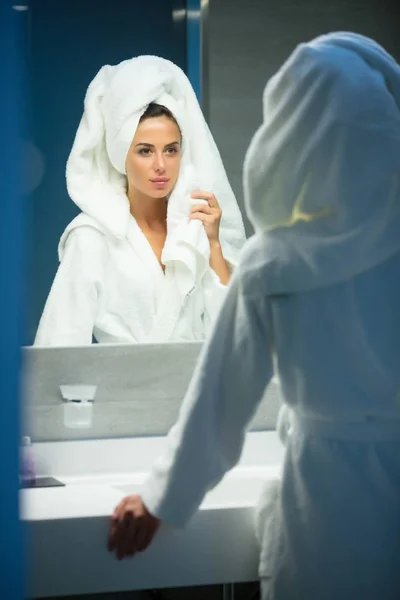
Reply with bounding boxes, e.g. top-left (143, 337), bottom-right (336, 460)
top-left (34, 227), bottom-right (104, 346)
top-left (202, 267), bottom-right (229, 334)
top-left (141, 273), bottom-right (274, 526)
top-left (202, 254), bottom-right (238, 333)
